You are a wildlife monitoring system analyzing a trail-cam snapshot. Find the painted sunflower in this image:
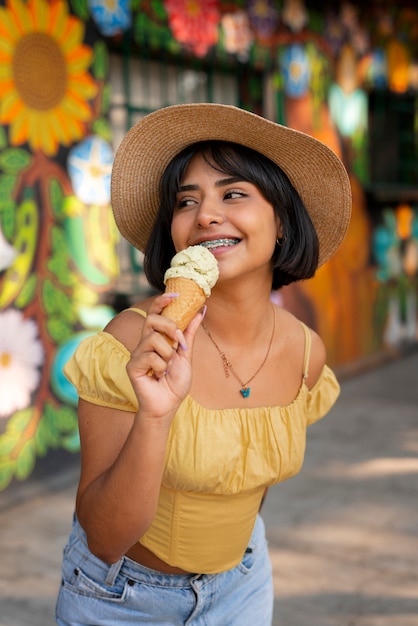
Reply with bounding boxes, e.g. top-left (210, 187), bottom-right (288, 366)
top-left (0, 0), bottom-right (97, 156)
